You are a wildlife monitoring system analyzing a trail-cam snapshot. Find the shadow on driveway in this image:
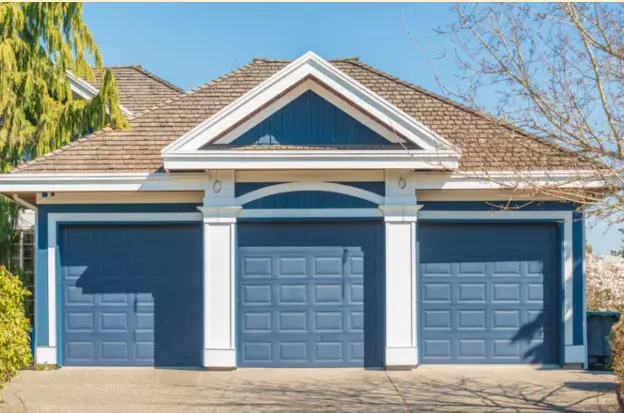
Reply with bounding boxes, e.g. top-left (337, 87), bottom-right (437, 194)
top-left (0, 368), bottom-right (620, 413)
